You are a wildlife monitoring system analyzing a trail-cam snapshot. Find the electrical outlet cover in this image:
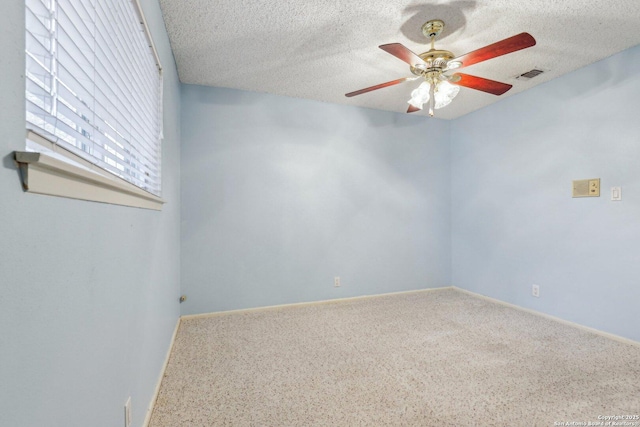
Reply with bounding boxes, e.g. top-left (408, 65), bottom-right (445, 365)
top-left (532, 284), bottom-right (540, 298)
